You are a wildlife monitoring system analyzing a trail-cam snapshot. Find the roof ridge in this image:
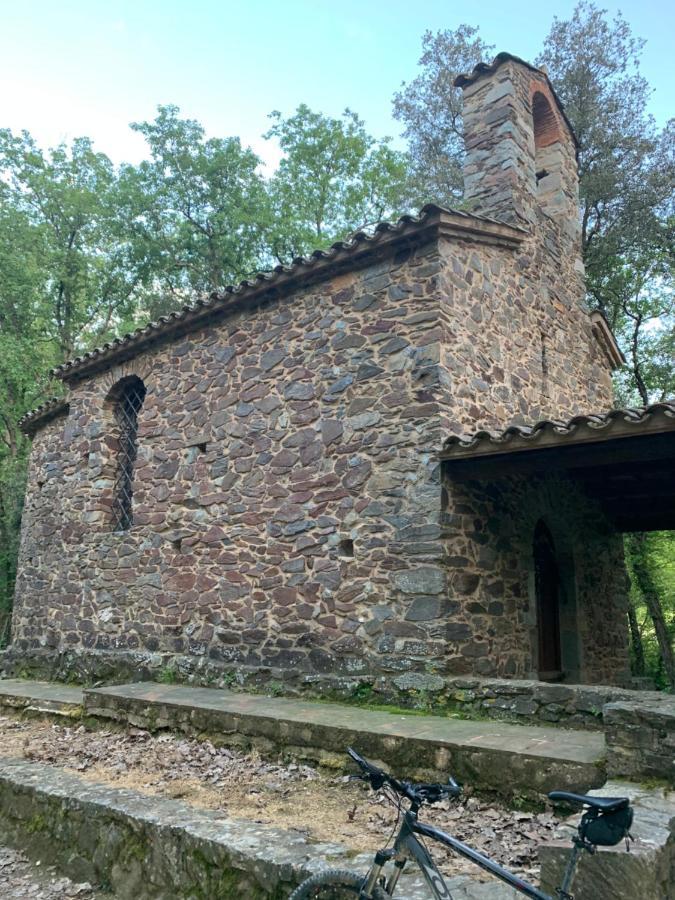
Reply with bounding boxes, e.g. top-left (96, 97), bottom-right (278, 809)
top-left (51, 204), bottom-right (520, 384)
